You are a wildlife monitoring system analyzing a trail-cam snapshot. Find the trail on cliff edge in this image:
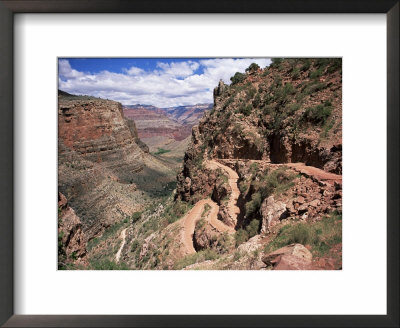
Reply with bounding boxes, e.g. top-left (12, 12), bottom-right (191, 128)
top-left (206, 160), bottom-right (241, 226)
top-left (180, 161), bottom-right (238, 255)
top-left (179, 159), bottom-right (342, 255)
